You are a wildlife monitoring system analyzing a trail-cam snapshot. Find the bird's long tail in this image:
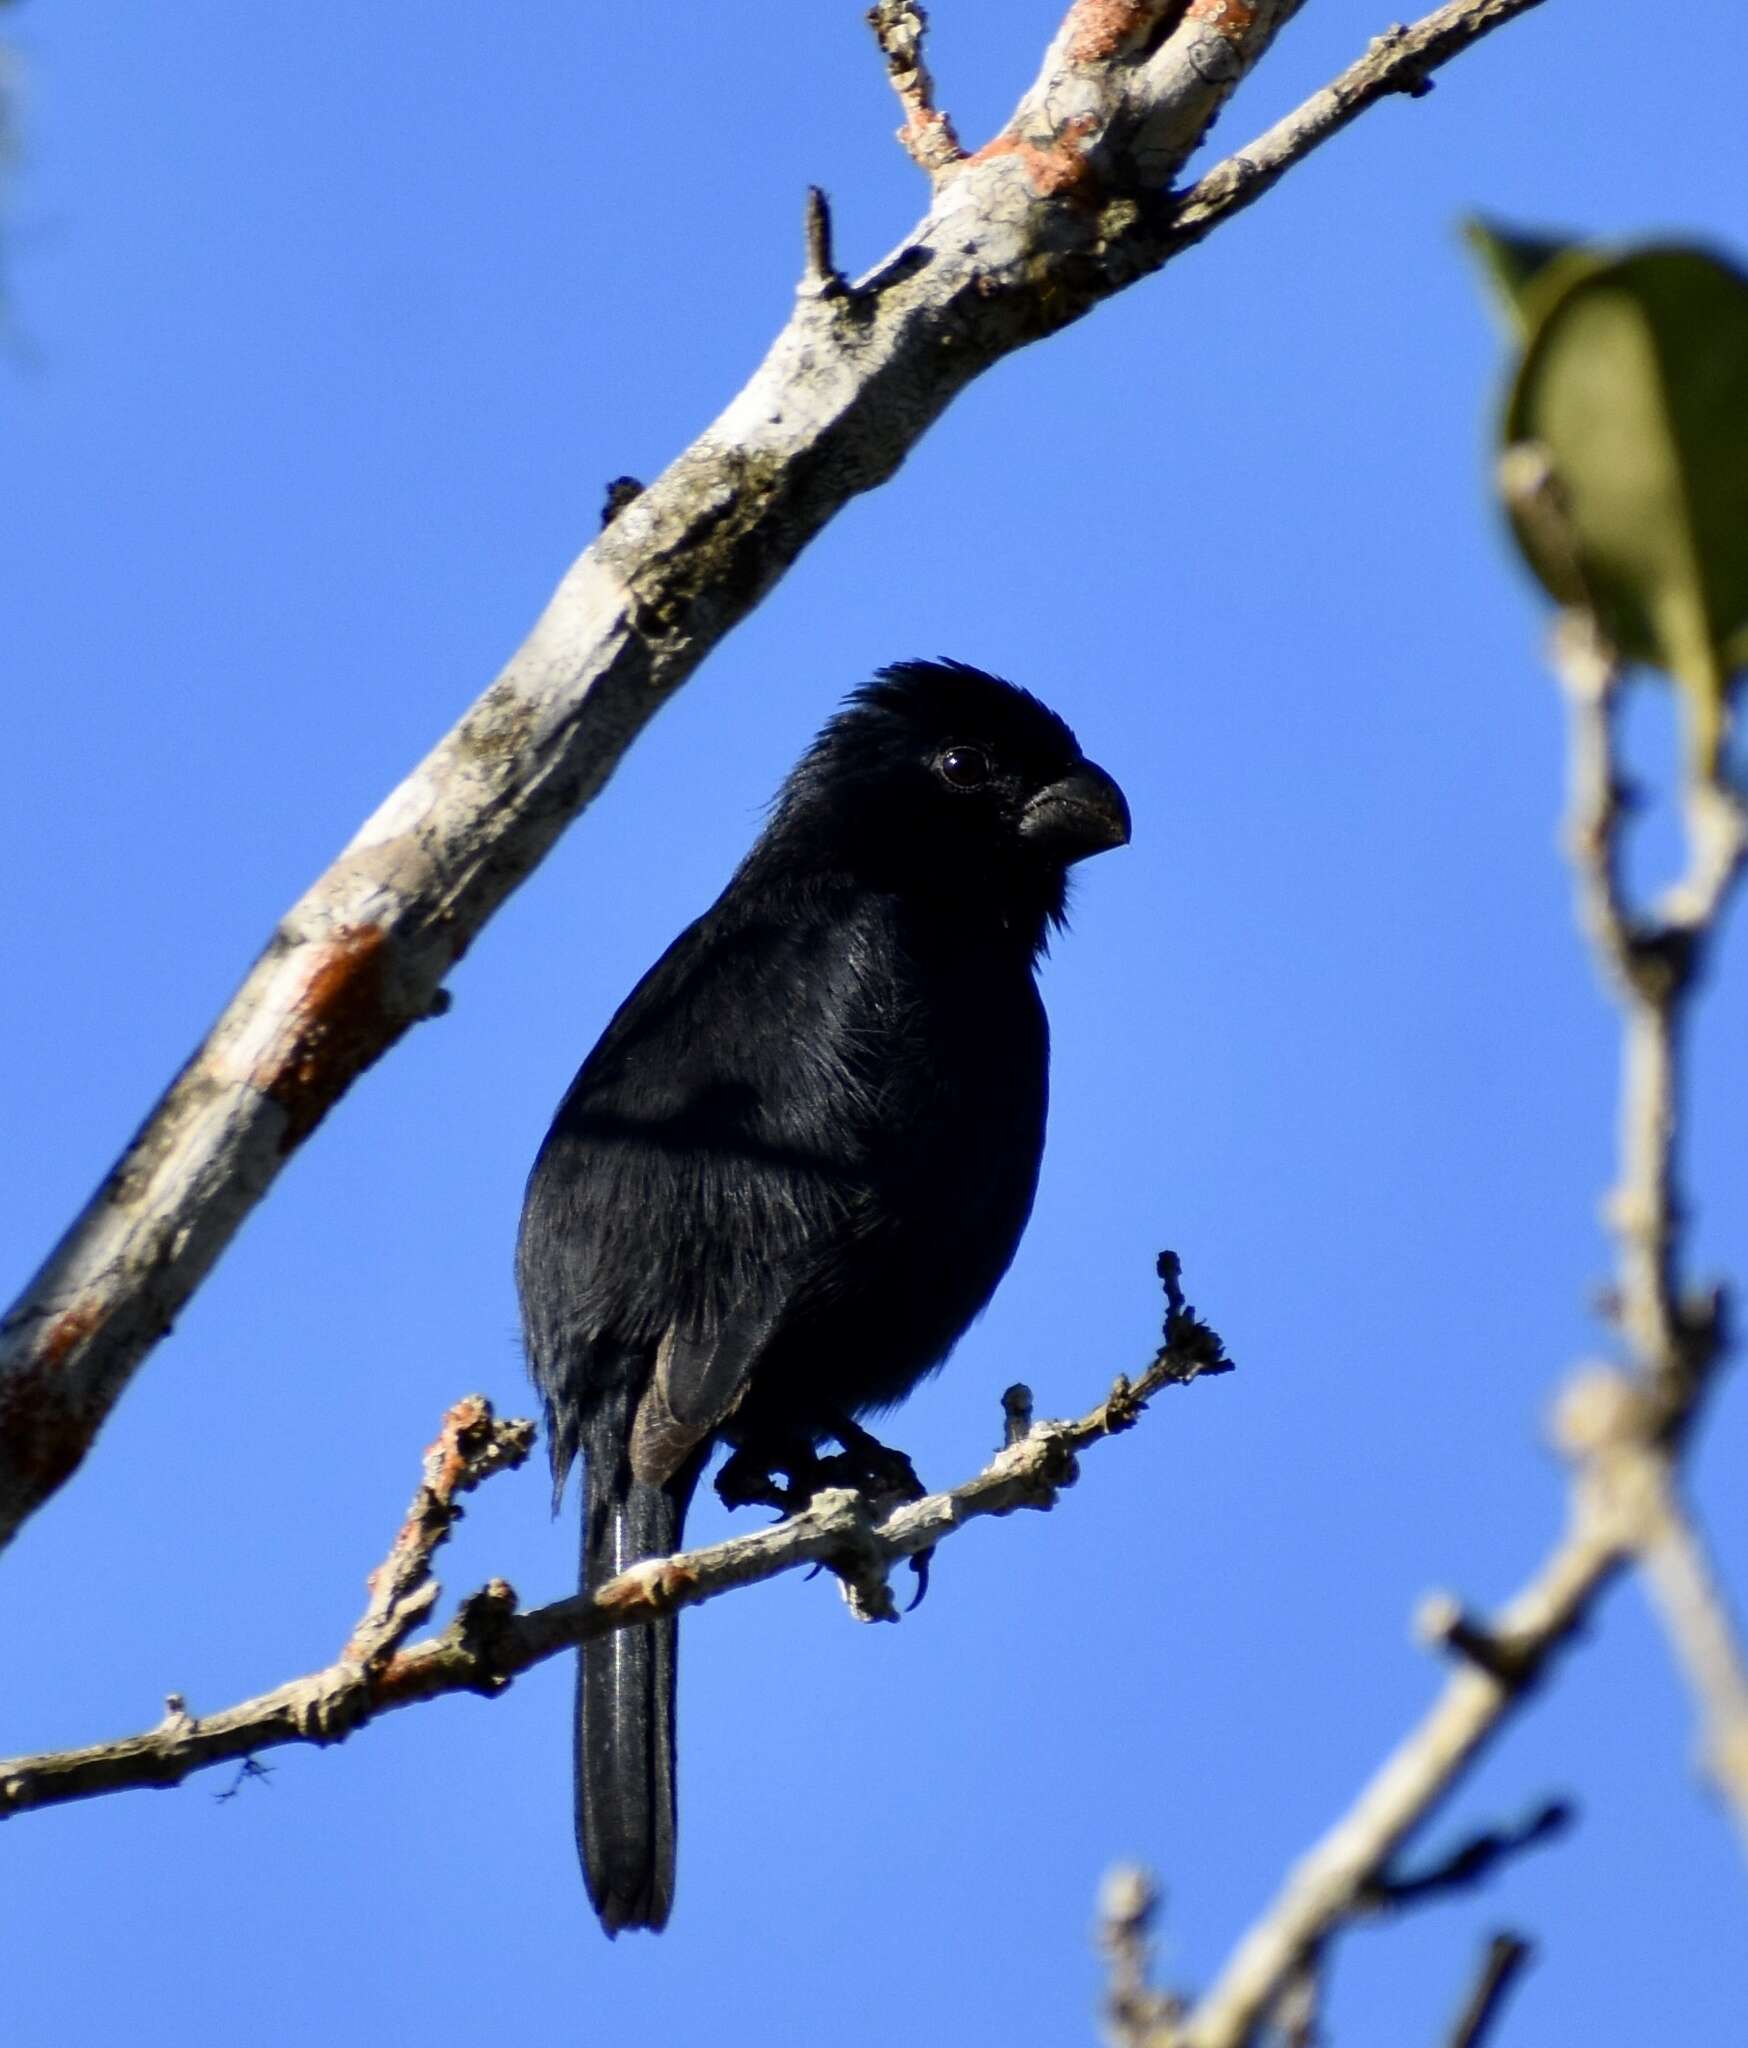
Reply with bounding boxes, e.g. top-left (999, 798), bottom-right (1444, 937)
top-left (578, 1417), bottom-right (685, 1936)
